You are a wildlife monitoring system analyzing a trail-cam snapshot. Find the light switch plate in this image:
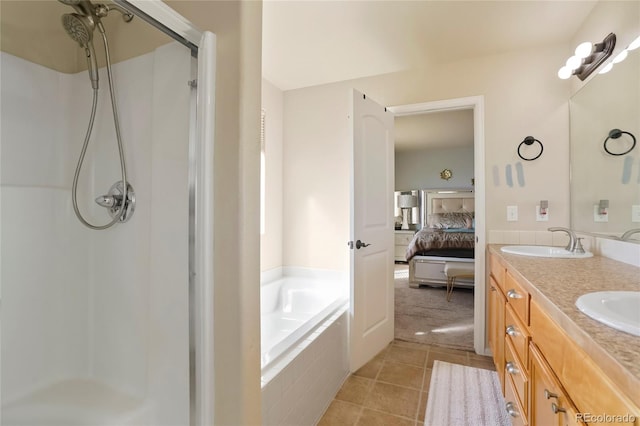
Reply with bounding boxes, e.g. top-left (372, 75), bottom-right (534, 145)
top-left (593, 205), bottom-right (608, 222)
top-left (536, 205), bottom-right (549, 221)
top-left (632, 205), bottom-right (640, 223)
top-left (507, 205), bottom-right (518, 222)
